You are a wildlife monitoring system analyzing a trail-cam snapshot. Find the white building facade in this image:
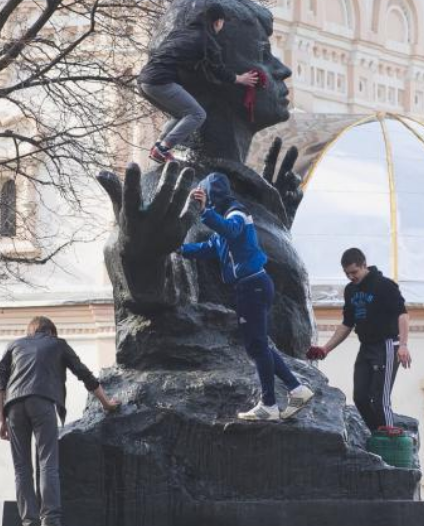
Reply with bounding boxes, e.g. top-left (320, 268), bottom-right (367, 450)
top-left (272, 0), bottom-right (424, 117)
